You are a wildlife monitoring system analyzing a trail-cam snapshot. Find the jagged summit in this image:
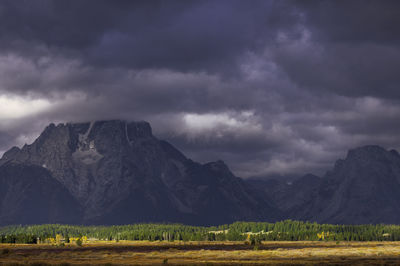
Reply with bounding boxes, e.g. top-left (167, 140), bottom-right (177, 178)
top-left (2, 120), bottom-right (153, 161)
top-left (2, 121), bottom-right (399, 225)
top-left (345, 145), bottom-right (397, 162)
top-left (287, 145), bottom-right (400, 224)
top-left (327, 145), bottom-right (400, 180)
top-left (0, 120), bottom-right (279, 225)
top-left (245, 144), bottom-right (400, 225)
